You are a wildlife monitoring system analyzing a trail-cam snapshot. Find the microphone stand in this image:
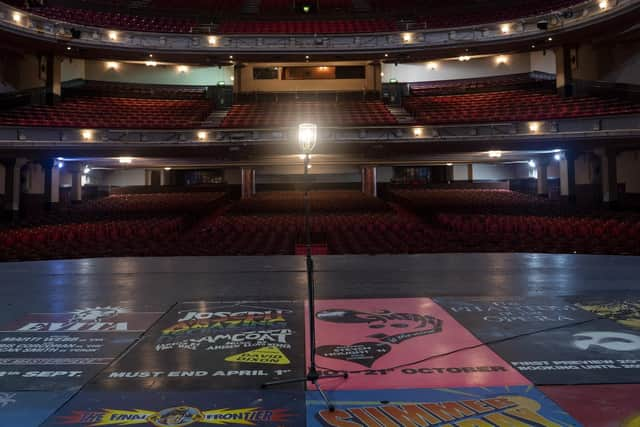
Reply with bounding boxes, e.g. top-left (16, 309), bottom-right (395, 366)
top-left (262, 153), bottom-right (347, 411)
